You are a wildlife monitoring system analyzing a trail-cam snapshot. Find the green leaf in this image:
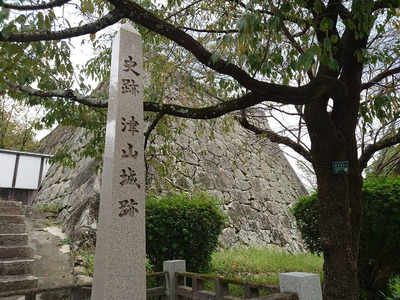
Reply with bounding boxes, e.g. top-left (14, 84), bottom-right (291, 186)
top-left (1, 26), bottom-right (11, 39)
top-left (320, 18), bottom-right (333, 34)
top-left (222, 34), bottom-right (233, 43)
top-left (323, 37), bottom-right (332, 51)
top-left (0, 8), bottom-right (9, 22)
top-left (58, 64), bottom-right (66, 75)
top-left (82, 0), bottom-right (95, 14)
top-left (36, 12), bottom-right (45, 30)
top-left (48, 9), bottom-right (56, 19)
top-left (210, 51), bottom-right (221, 65)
